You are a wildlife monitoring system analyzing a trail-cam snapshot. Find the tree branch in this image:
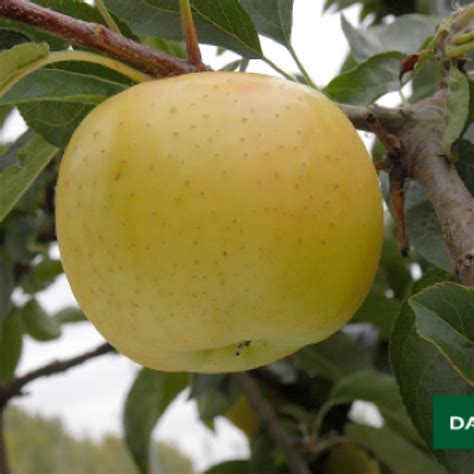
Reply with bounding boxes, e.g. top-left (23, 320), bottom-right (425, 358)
top-left (234, 372), bottom-right (311, 474)
top-left (0, 342), bottom-right (115, 408)
top-left (340, 94), bottom-right (474, 287)
top-left (403, 91), bottom-right (474, 286)
top-left (0, 0), bottom-right (198, 77)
